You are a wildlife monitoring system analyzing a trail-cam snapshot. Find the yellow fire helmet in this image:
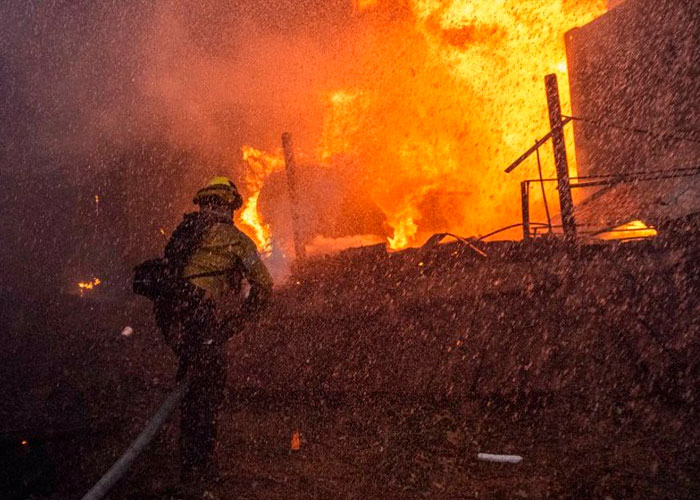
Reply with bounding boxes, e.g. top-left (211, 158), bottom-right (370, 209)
top-left (193, 176), bottom-right (243, 209)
